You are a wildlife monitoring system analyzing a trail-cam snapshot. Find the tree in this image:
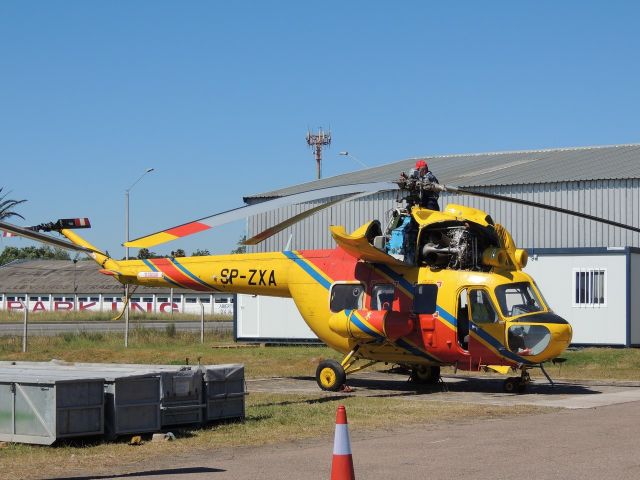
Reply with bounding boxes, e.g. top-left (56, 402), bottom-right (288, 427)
top-left (230, 235), bottom-right (247, 254)
top-left (0, 187), bottom-right (26, 221)
top-left (0, 246), bottom-right (70, 265)
top-left (192, 248), bottom-right (211, 256)
top-left (170, 249), bottom-right (186, 258)
top-left (136, 248), bottom-right (160, 259)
